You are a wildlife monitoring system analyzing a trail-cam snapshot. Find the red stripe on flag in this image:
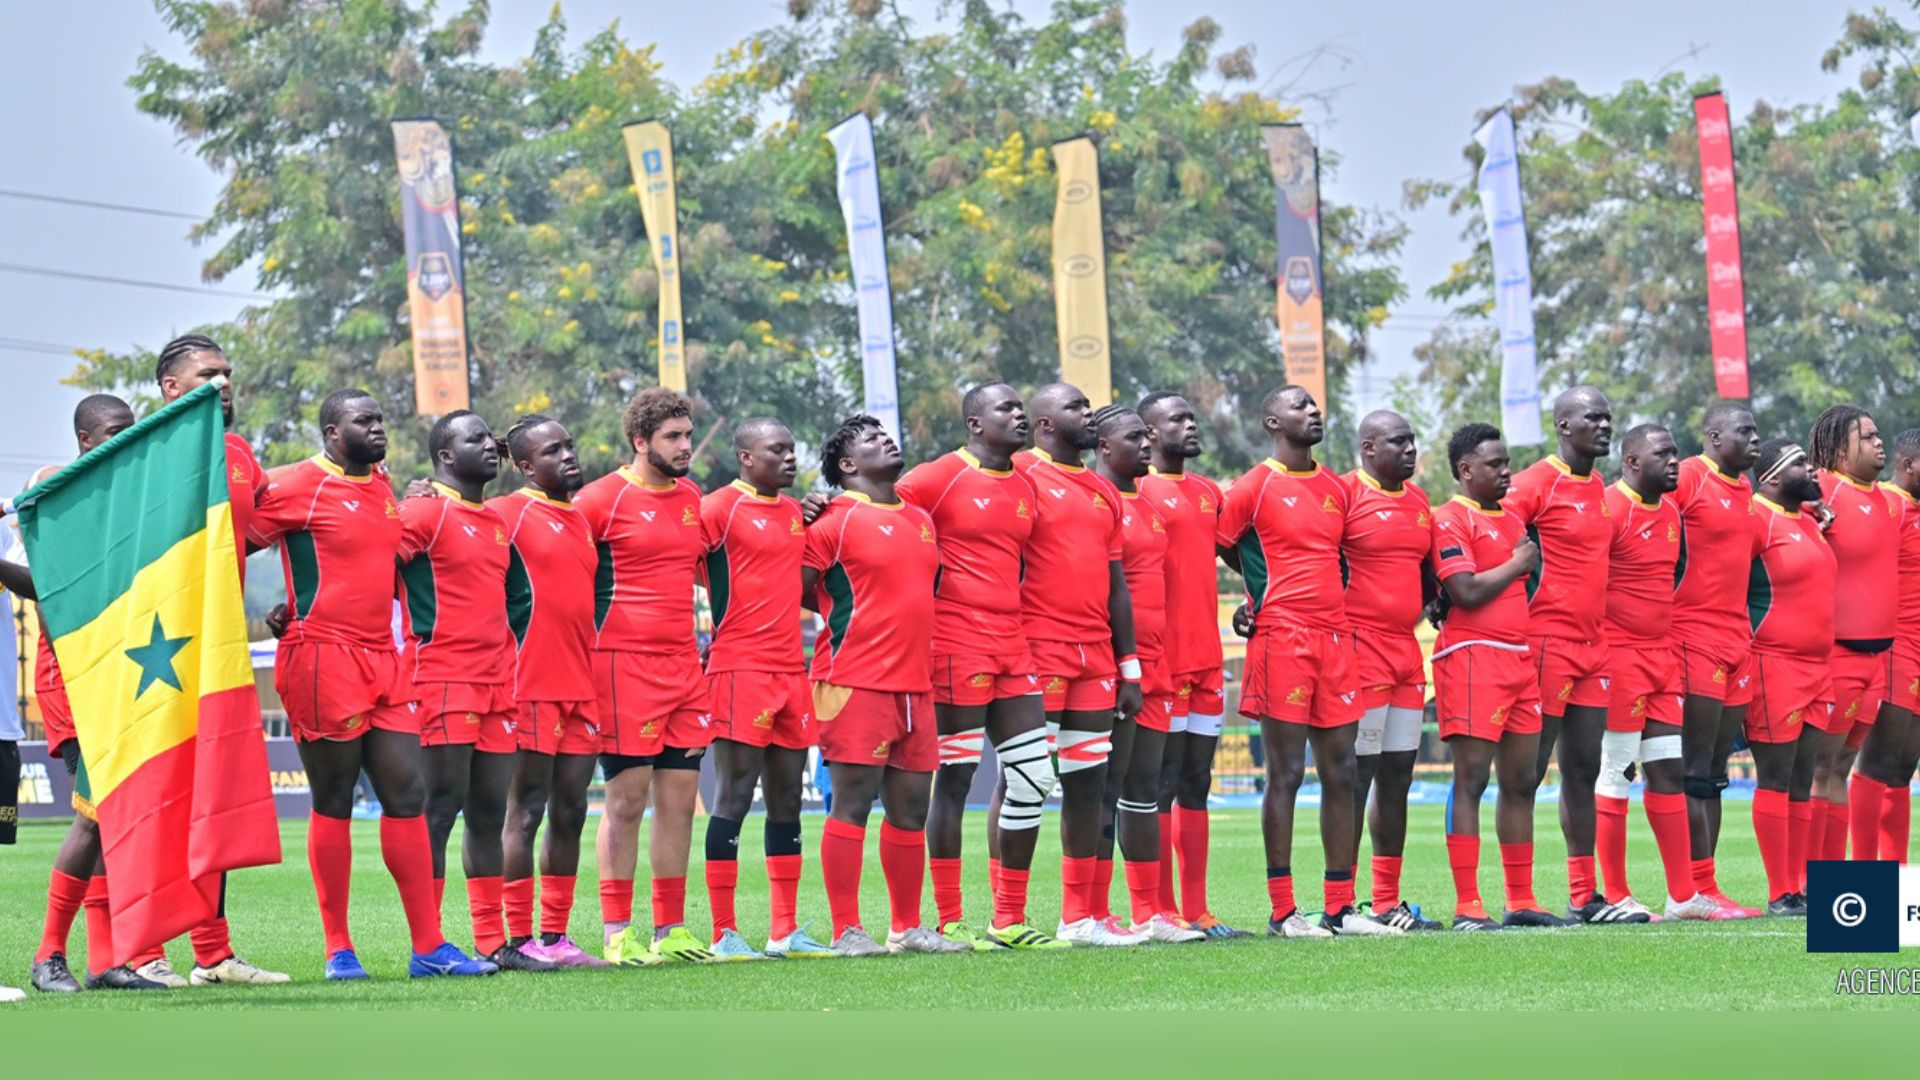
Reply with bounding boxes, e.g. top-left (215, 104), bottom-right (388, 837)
top-left (1694, 92), bottom-right (1749, 400)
